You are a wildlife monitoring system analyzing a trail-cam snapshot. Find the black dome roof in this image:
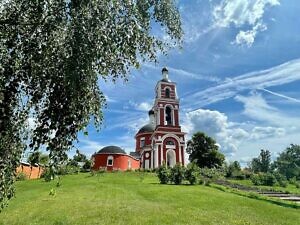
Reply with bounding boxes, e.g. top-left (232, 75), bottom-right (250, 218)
top-left (97, 146), bottom-right (126, 154)
top-left (138, 123), bottom-right (155, 133)
top-left (148, 109), bottom-right (154, 115)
